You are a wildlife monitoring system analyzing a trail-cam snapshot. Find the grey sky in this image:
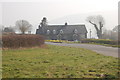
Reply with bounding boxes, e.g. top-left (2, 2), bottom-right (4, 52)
top-left (0, 0), bottom-right (119, 34)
